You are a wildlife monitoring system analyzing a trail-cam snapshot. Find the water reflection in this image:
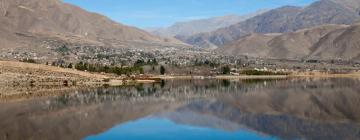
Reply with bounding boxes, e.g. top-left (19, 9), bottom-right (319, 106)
top-left (86, 117), bottom-right (278, 140)
top-left (0, 78), bottom-right (360, 140)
